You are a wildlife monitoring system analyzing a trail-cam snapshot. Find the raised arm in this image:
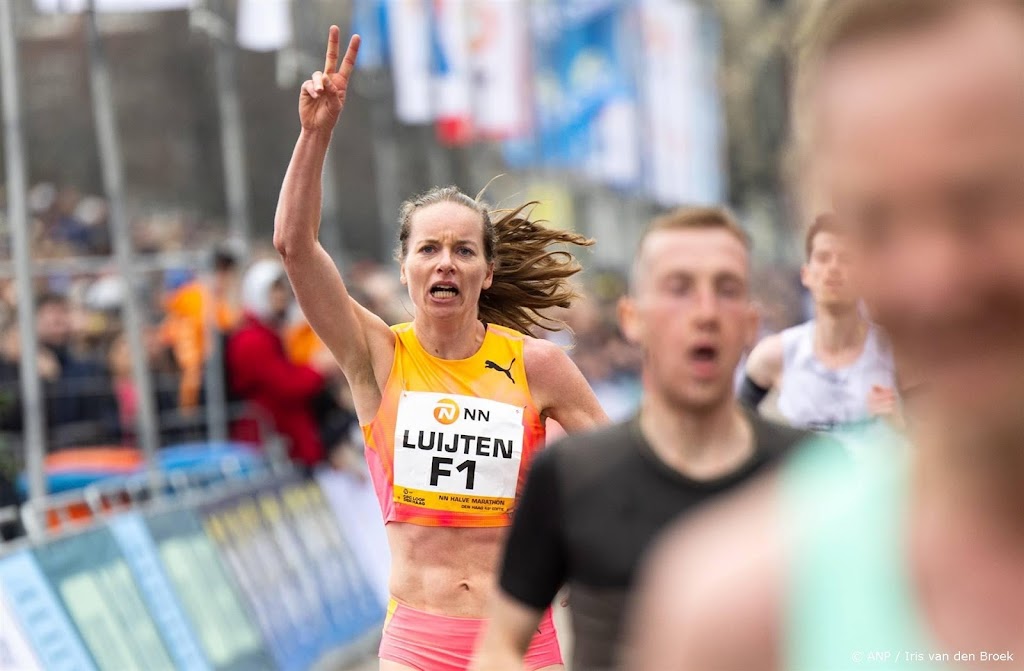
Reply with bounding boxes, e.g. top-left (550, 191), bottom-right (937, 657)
top-left (741, 333), bottom-right (784, 411)
top-left (273, 28), bottom-right (392, 405)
